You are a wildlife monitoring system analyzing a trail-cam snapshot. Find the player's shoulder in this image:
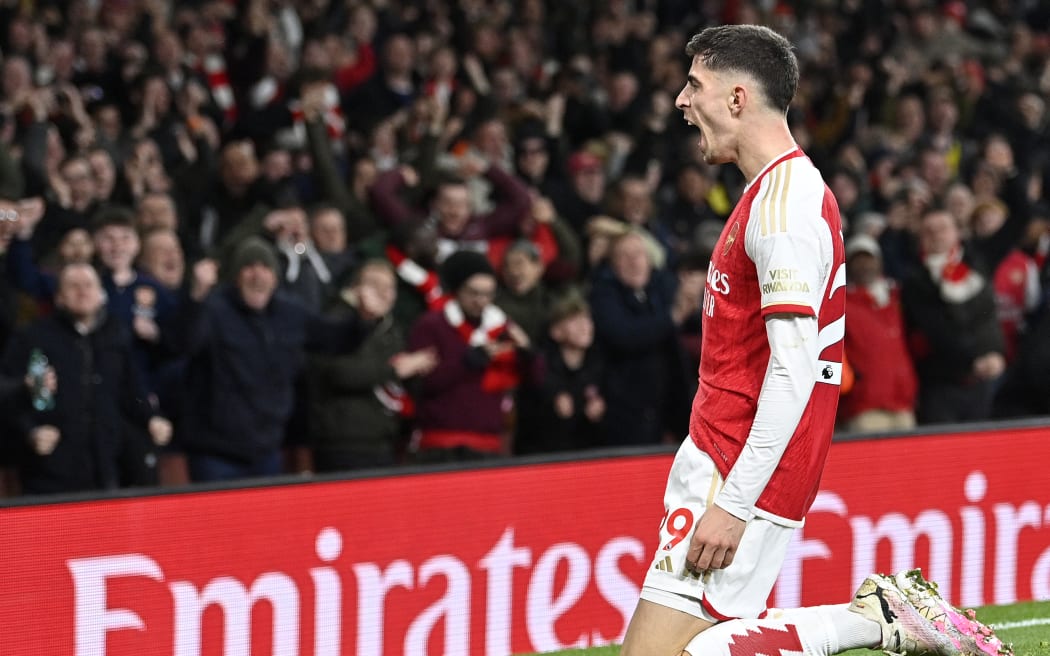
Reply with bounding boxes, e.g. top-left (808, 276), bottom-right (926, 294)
top-left (755, 156), bottom-right (825, 201)
top-left (748, 157), bottom-right (827, 238)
